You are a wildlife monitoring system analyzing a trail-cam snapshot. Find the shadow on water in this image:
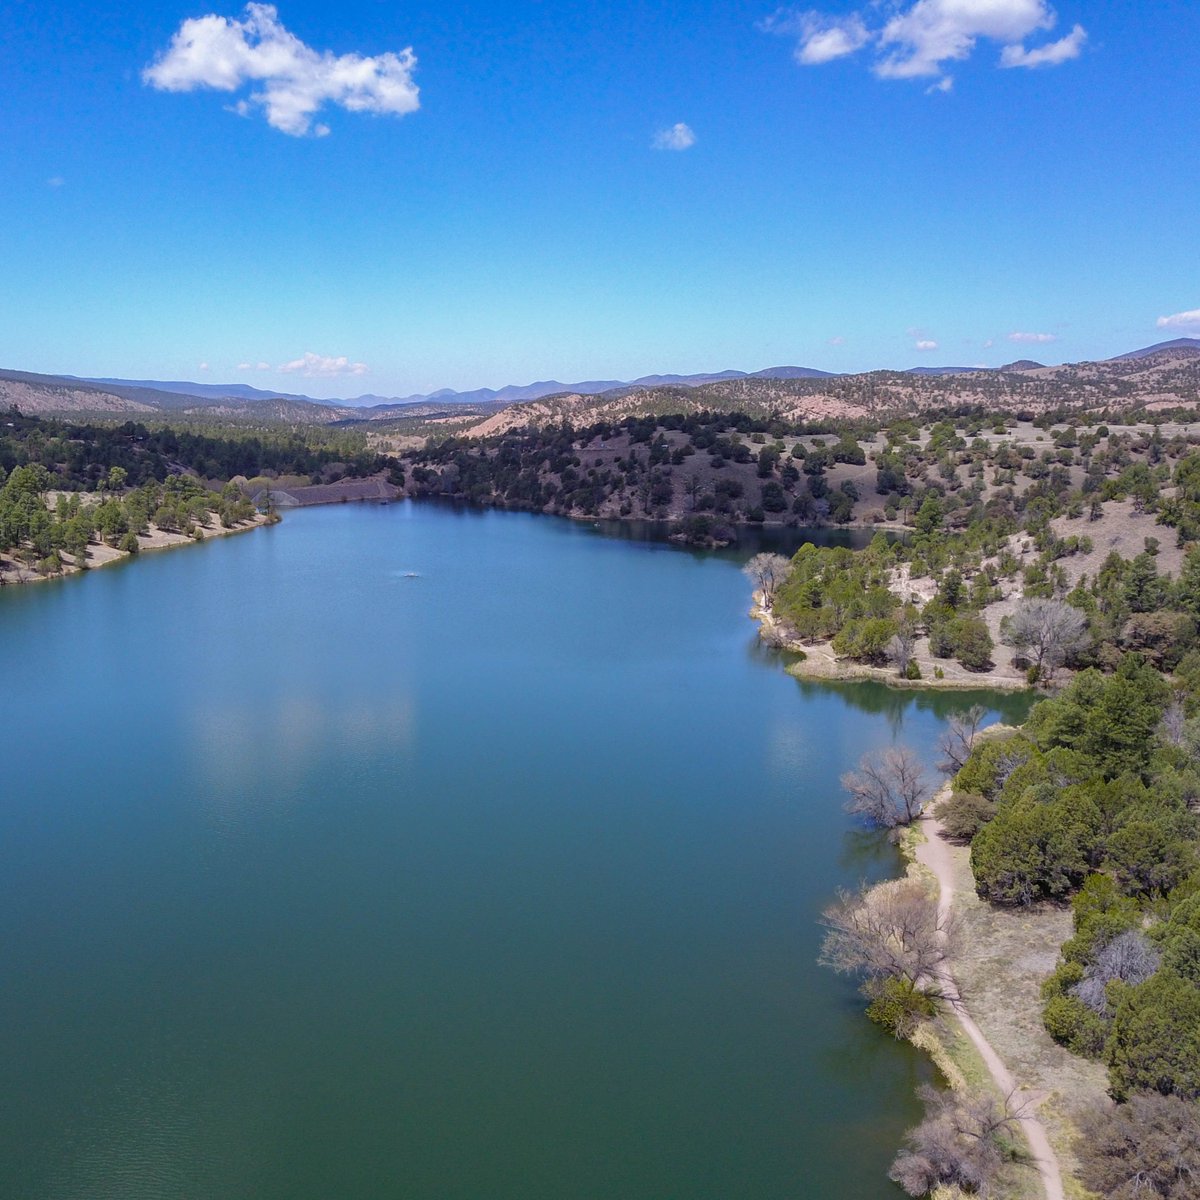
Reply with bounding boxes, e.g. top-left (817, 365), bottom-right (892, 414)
top-left (584, 516), bottom-right (888, 562)
top-left (791, 675), bottom-right (1036, 727)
